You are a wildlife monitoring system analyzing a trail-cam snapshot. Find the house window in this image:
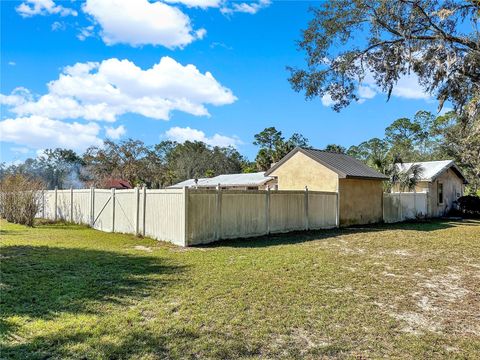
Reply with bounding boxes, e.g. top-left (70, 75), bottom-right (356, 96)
top-left (438, 182), bottom-right (444, 205)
